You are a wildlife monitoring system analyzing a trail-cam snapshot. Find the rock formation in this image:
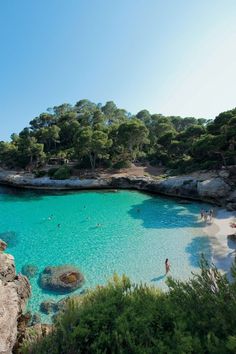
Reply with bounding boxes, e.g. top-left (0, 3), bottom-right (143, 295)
top-left (0, 169), bottom-right (235, 209)
top-left (21, 264), bottom-right (38, 278)
top-left (39, 265), bottom-right (84, 293)
top-left (0, 241), bottom-right (31, 354)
